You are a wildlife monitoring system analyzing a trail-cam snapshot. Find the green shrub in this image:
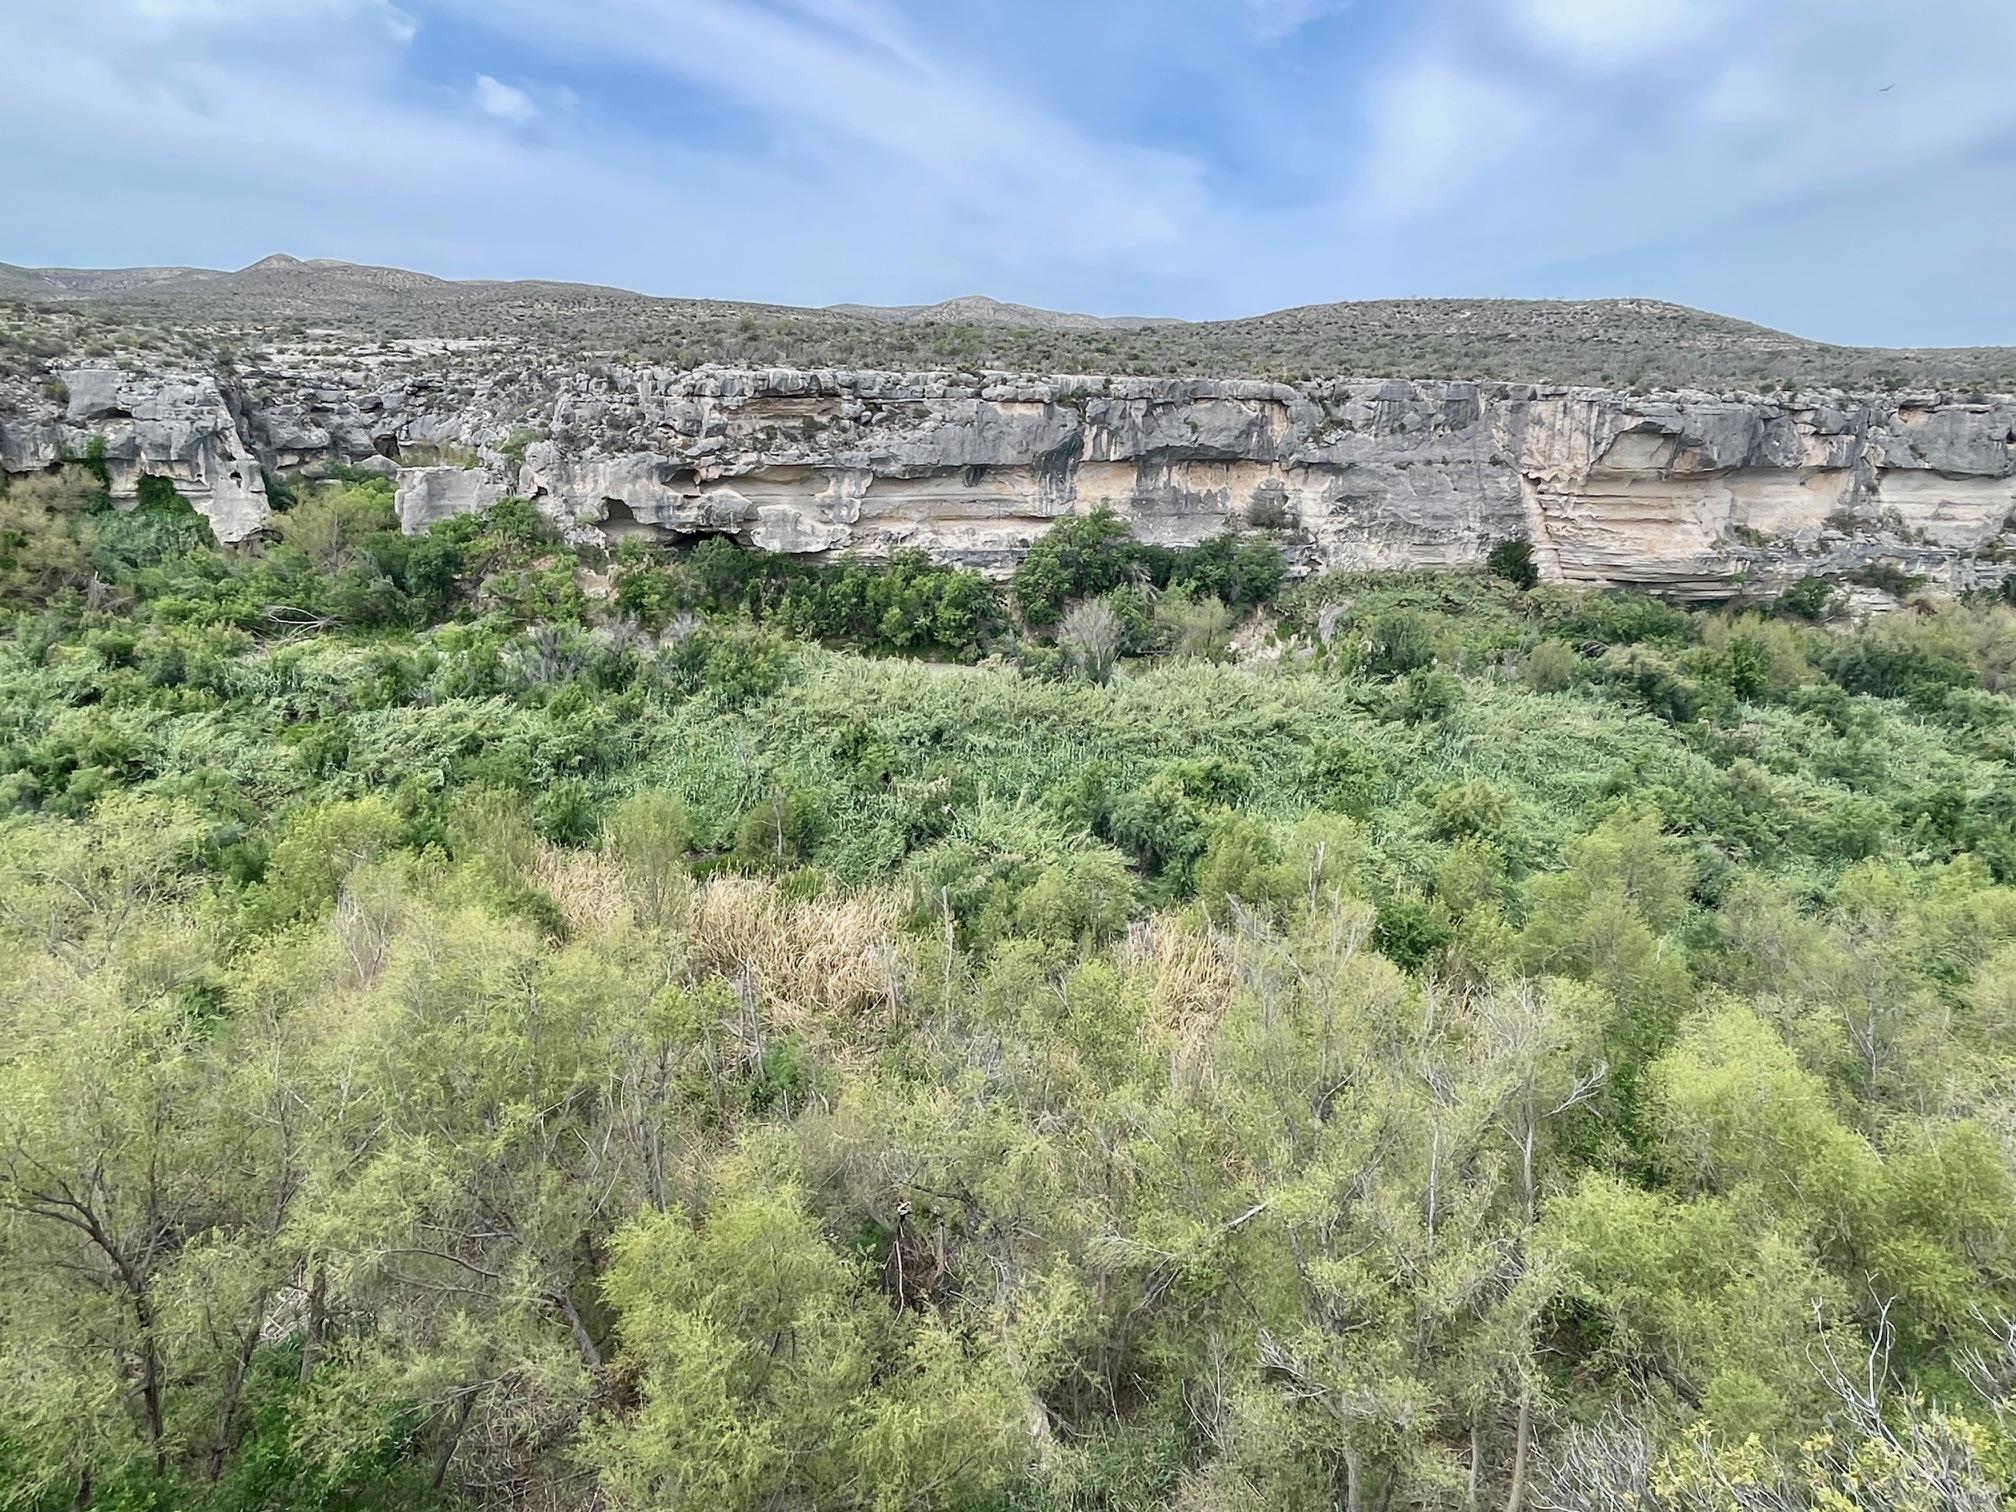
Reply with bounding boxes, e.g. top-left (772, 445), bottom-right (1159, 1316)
top-left (1014, 848), bottom-right (1135, 943)
top-left (1847, 562), bottom-right (1925, 599)
top-left (733, 784), bottom-right (826, 870)
top-left (1485, 538), bottom-right (1539, 589)
top-left (1193, 813), bottom-right (1283, 919)
top-left (1544, 587), bottom-right (1693, 647)
top-left (1814, 635), bottom-right (1975, 709)
top-left (1154, 589), bottom-right (1236, 661)
top-left (1011, 509), bottom-right (1136, 626)
top-left (1390, 666), bottom-right (1459, 723)
top-left (640, 540), bottom-right (1000, 658)
top-left (1373, 887), bottom-right (1451, 970)
top-left (1425, 778), bottom-right (1518, 843)
top-left (1301, 738), bottom-right (1382, 817)
top-left (0, 465), bottom-right (100, 605)
top-left (1776, 575), bottom-right (1840, 621)
top-left (1365, 608), bottom-right (1435, 677)
top-left (1107, 758), bottom-right (1253, 885)
top-left (1013, 509), bottom-right (1285, 628)
top-left (1523, 638), bottom-right (1581, 692)
top-left (244, 795), bottom-right (404, 928)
